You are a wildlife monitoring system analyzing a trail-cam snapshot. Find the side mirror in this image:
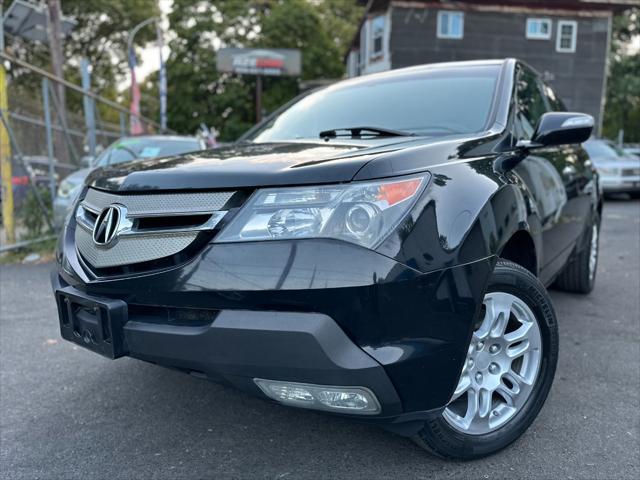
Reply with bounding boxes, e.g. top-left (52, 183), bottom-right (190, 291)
top-left (518, 112), bottom-right (594, 149)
